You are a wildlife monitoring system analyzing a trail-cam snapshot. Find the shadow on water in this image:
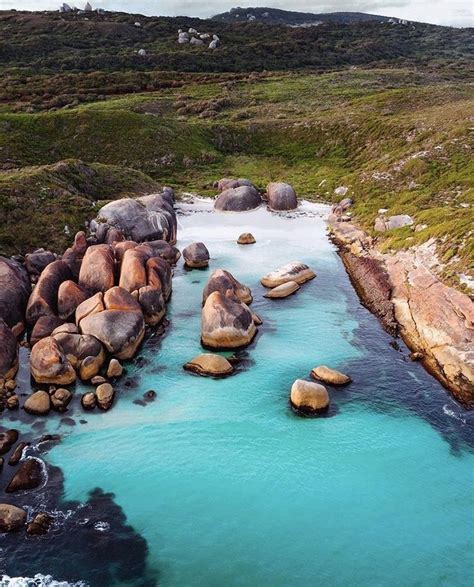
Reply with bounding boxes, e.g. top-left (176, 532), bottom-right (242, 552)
top-left (0, 437), bottom-right (158, 587)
